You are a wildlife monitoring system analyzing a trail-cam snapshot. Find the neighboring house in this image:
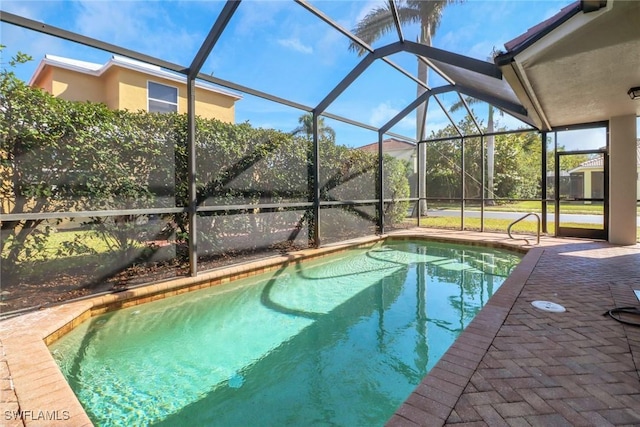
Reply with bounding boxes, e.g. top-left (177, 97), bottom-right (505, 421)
top-left (357, 138), bottom-right (417, 173)
top-left (568, 140), bottom-right (640, 200)
top-left (29, 54), bottom-right (241, 122)
top-left (4, 54), bottom-right (240, 221)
